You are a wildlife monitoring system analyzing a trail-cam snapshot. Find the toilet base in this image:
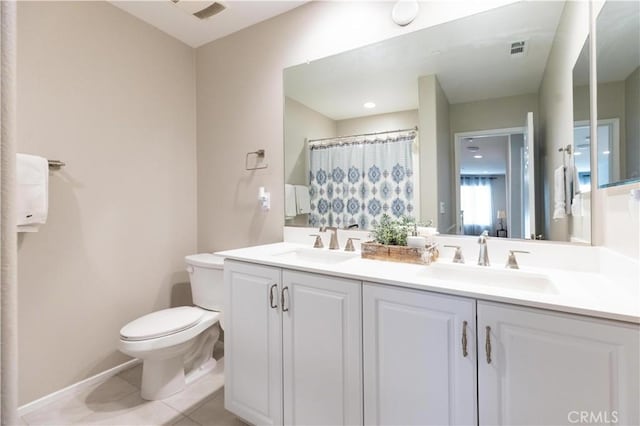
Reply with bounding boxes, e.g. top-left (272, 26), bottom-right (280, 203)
top-left (186, 357), bottom-right (217, 385)
top-left (141, 356), bottom-right (186, 400)
top-left (138, 323), bottom-right (220, 401)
